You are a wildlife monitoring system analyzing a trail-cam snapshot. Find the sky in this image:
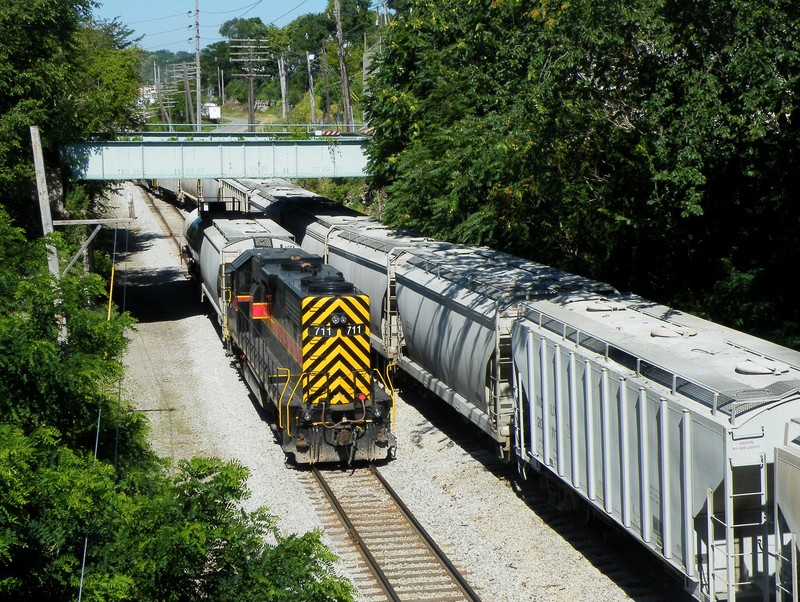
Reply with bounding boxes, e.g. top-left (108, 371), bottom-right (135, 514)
top-left (93, 0), bottom-right (330, 52)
